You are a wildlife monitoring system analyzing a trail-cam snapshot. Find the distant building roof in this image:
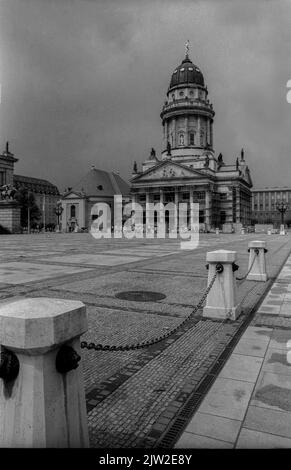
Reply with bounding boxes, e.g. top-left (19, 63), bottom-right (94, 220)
top-left (252, 187), bottom-right (291, 192)
top-left (69, 167), bottom-right (130, 198)
top-left (14, 174), bottom-right (60, 195)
